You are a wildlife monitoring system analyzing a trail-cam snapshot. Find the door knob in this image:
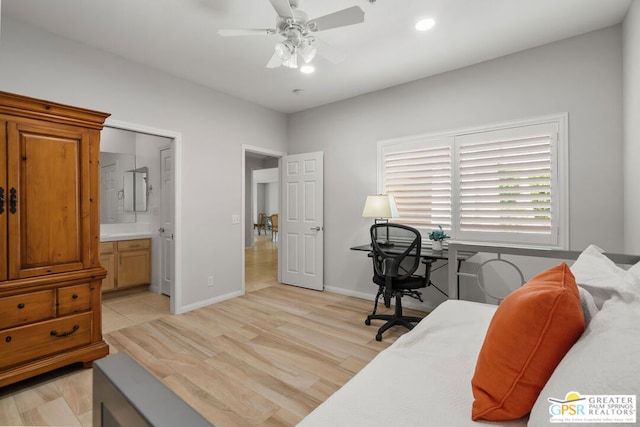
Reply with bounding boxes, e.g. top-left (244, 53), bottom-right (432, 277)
top-left (310, 226), bottom-right (321, 231)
